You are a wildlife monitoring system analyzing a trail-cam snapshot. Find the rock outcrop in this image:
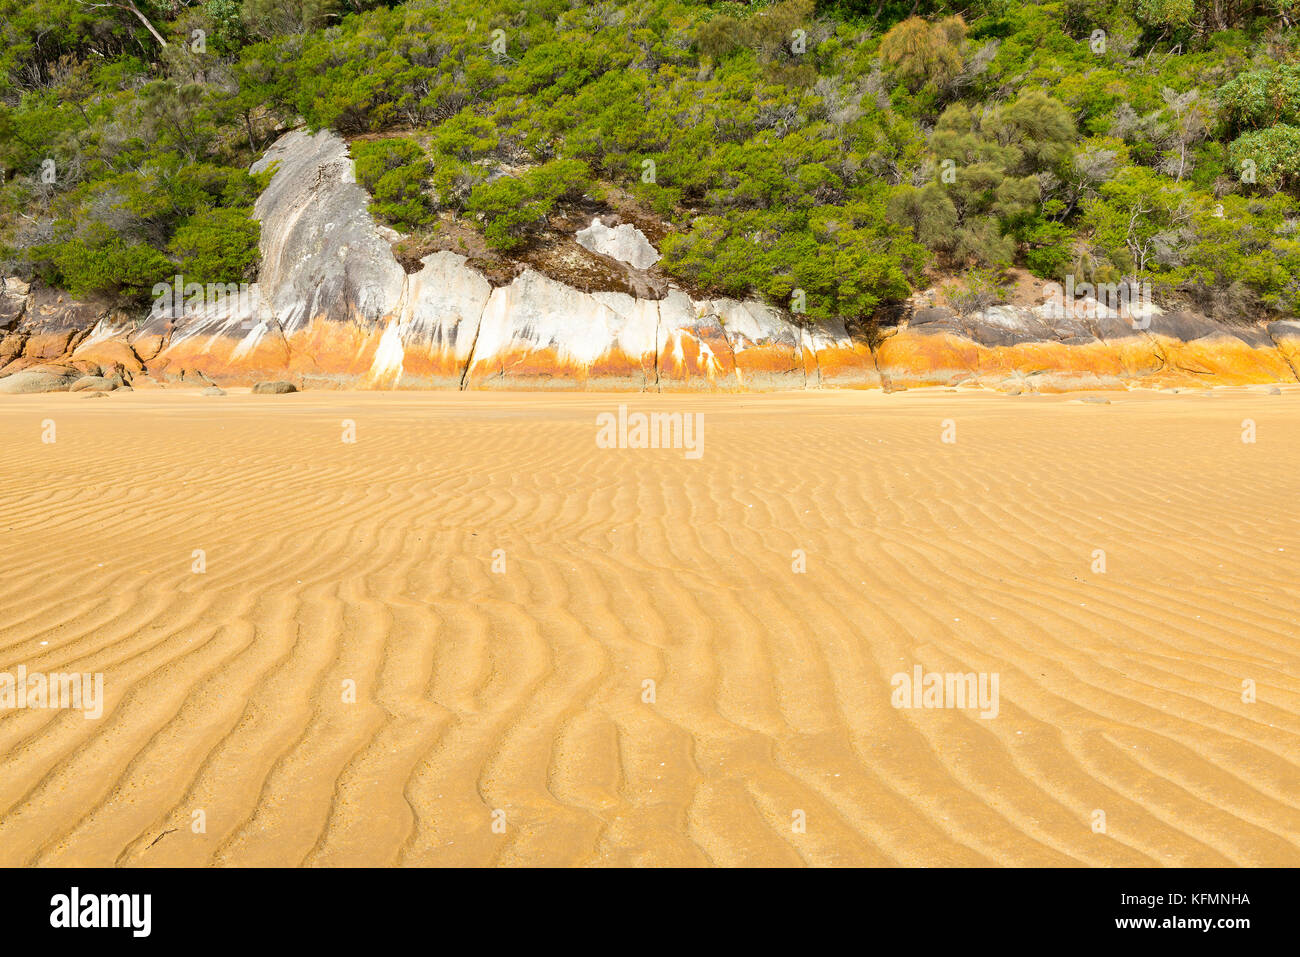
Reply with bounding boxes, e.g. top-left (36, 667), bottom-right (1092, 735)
top-left (874, 300), bottom-right (1299, 391)
top-left (575, 218), bottom-right (661, 270)
top-left (1, 128), bottom-right (1296, 393)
